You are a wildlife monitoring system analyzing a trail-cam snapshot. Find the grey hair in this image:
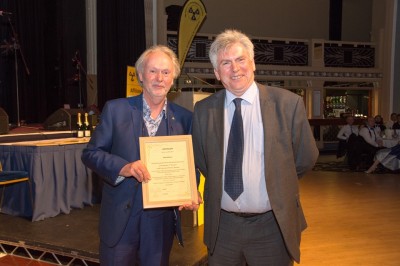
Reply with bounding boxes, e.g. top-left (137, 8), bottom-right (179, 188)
top-left (135, 45), bottom-right (181, 84)
top-left (209, 29), bottom-right (255, 69)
